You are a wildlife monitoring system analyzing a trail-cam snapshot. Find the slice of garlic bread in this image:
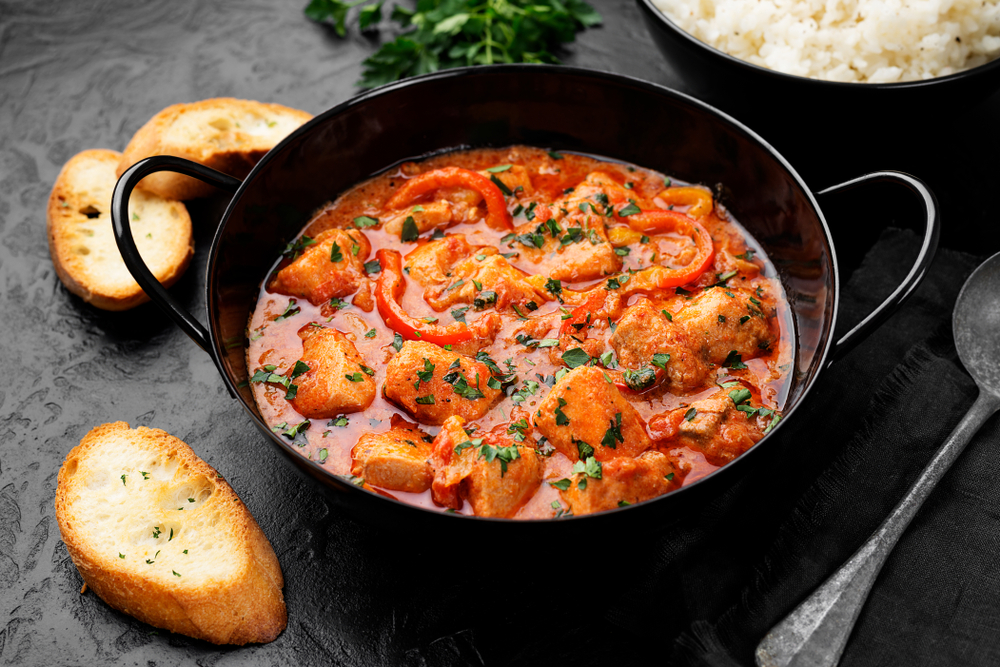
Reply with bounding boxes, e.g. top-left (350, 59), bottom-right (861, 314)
top-left (47, 149), bottom-right (193, 311)
top-left (55, 422), bottom-right (286, 645)
top-left (117, 98), bottom-right (313, 200)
